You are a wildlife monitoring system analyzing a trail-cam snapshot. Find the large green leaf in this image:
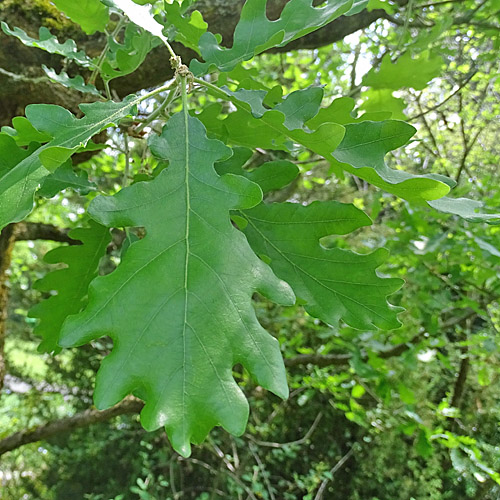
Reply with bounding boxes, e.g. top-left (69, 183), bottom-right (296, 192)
top-left (59, 112), bottom-right (295, 457)
top-left (0, 95), bottom-right (139, 230)
top-left (241, 202), bottom-right (403, 330)
top-left (331, 121), bottom-right (453, 202)
top-left (29, 221), bottom-right (111, 353)
top-left (52, 0), bottom-right (110, 34)
top-left (0, 22), bottom-right (94, 68)
top-left (191, 0), bottom-right (355, 75)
